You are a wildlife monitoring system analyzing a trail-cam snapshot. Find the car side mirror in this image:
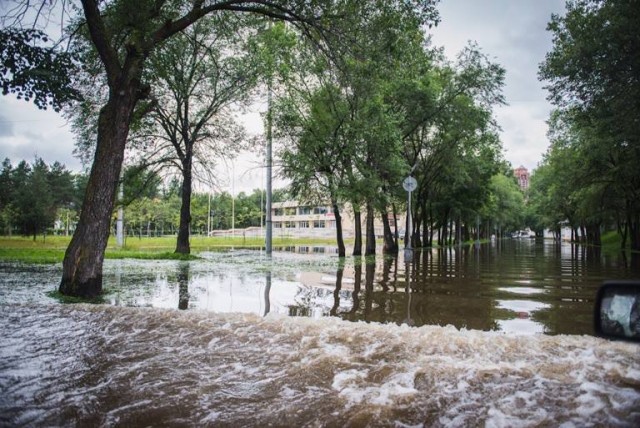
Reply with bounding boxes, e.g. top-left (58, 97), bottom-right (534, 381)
top-left (594, 281), bottom-right (640, 342)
